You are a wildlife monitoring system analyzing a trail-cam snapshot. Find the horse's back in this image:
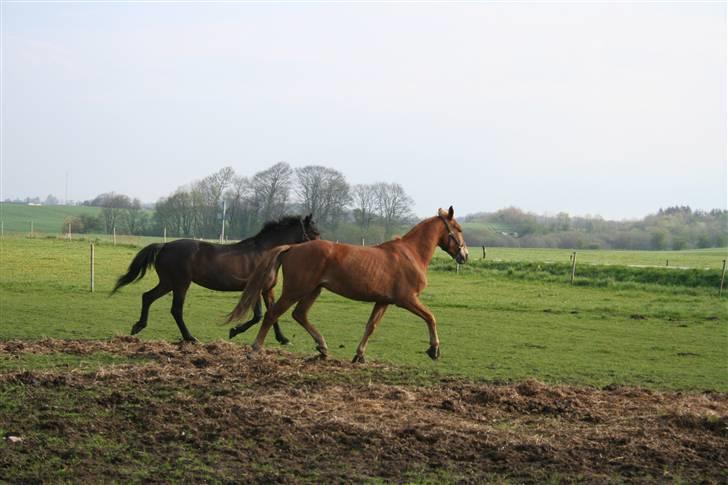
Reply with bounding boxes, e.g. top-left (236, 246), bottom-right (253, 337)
top-left (155, 239), bottom-right (255, 290)
top-left (281, 239), bottom-right (420, 302)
